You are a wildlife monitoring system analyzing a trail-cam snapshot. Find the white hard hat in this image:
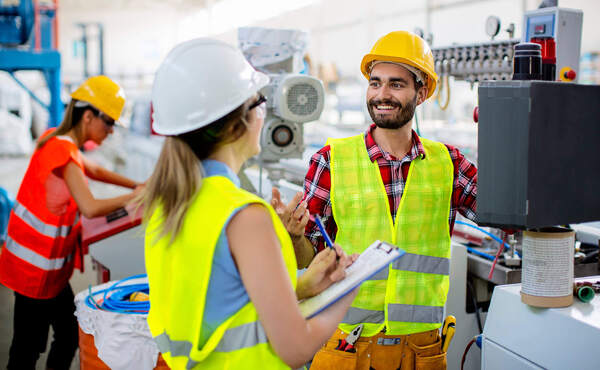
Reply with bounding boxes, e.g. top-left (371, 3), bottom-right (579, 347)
top-left (151, 38), bottom-right (270, 136)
